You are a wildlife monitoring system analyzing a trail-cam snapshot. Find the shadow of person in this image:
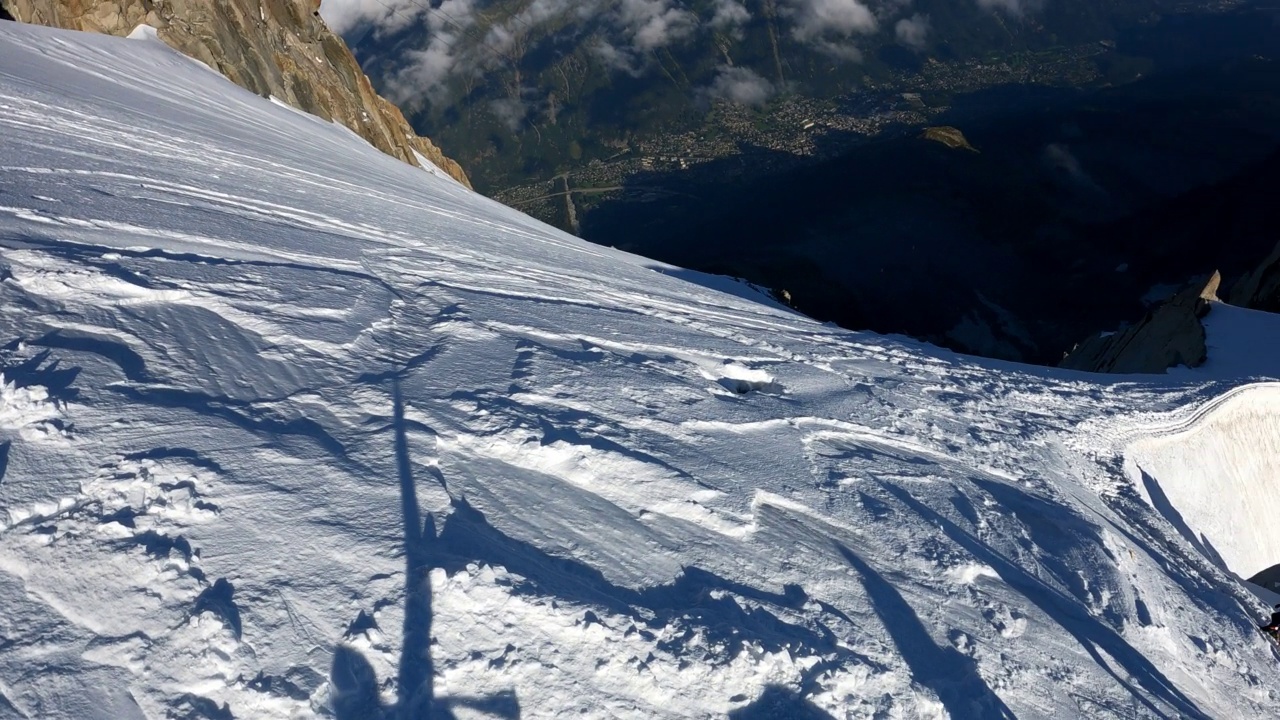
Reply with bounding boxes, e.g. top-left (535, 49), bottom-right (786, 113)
top-left (330, 379), bottom-right (519, 720)
top-left (394, 379), bottom-right (436, 720)
top-left (330, 646), bottom-right (381, 720)
top-left (835, 542), bottom-right (1017, 719)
